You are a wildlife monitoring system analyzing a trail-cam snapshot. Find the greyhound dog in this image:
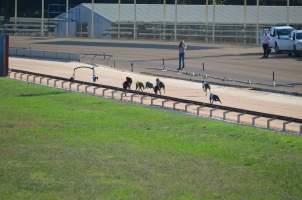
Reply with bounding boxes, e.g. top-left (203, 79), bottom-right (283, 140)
top-left (136, 81), bottom-right (145, 92)
top-left (92, 74), bottom-right (99, 82)
top-left (153, 79), bottom-right (165, 95)
top-left (155, 78), bottom-right (165, 94)
top-left (201, 81), bottom-right (211, 95)
top-left (209, 93), bottom-right (222, 104)
top-left (123, 77), bottom-right (132, 91)
top-left (145, 81), bottom-right (154, 90)
top-left (126, 77), bottom-right (133, 88)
